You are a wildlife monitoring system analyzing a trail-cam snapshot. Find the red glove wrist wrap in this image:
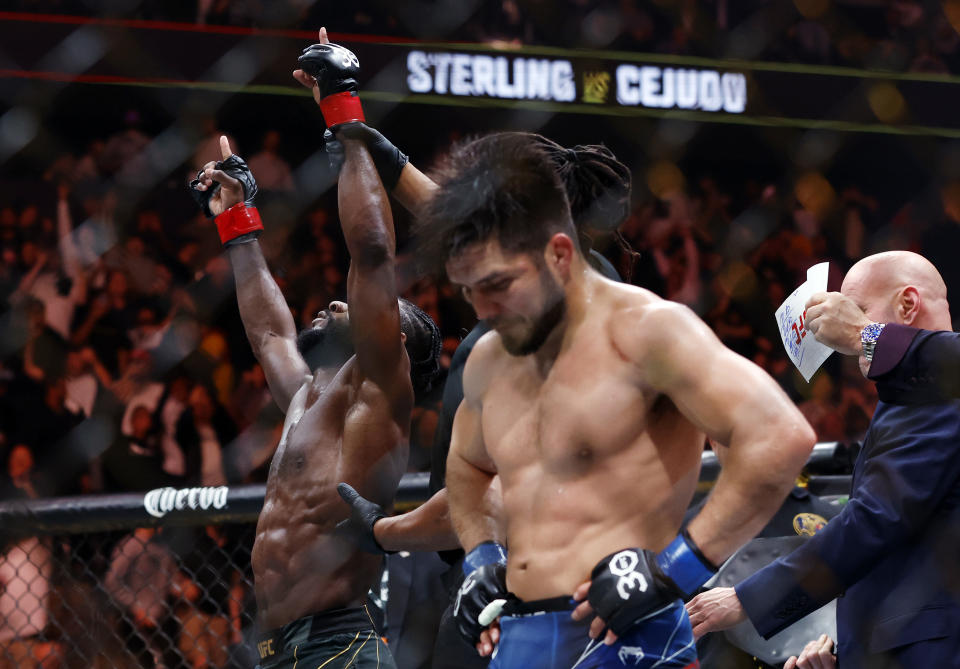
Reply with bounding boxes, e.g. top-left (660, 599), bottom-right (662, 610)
top-left (215, 203), bottom-right (263, 245)
top-left (320, 91), bottom-right (365, 127)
